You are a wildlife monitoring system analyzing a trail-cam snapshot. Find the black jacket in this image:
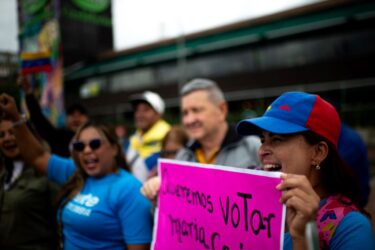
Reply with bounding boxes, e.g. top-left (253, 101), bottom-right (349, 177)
top-left (25, 94), bottom-right (74, 157)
